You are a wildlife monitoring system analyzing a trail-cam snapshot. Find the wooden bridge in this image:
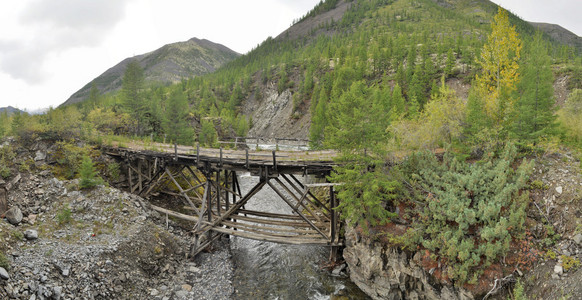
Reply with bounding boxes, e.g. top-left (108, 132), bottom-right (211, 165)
top-left (104, 141), bottom-right (343, 259)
